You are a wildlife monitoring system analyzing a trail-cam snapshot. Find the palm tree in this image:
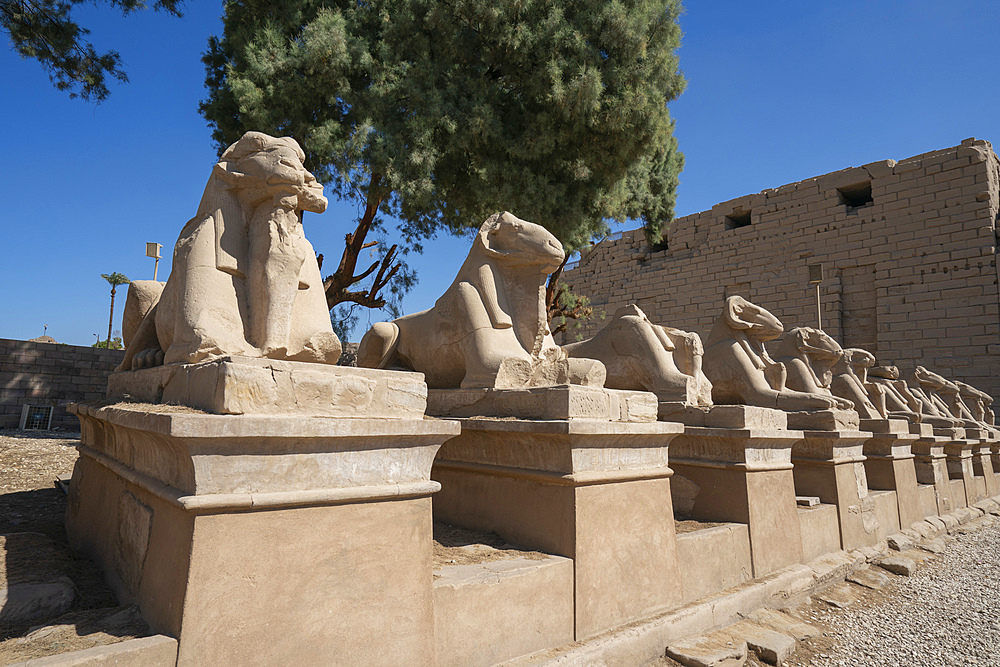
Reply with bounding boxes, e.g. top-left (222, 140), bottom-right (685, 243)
top-left (101, 272), bottom-right (131, 349)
